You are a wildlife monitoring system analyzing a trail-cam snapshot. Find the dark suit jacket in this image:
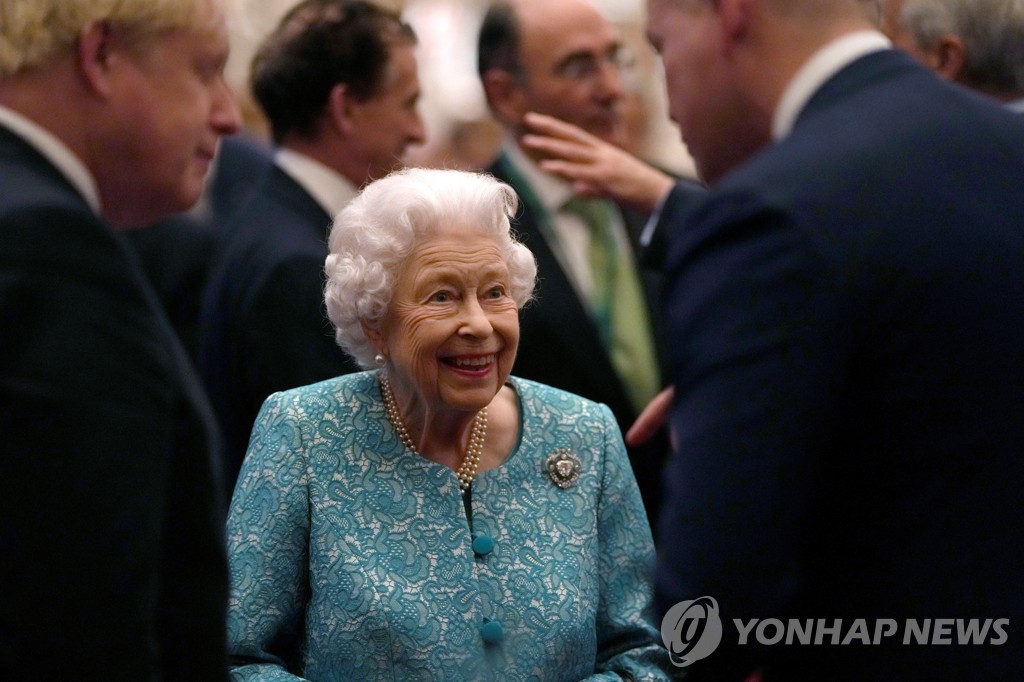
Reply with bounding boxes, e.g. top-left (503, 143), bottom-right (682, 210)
top-left (639, 176), bottom-right (706, 272)
top-left (656, 50), bottom-right (1024, 679)
top-left (0, 126), bottom-right (228, 679)
top-left (487, 153), bottom-right (671, 527)
top-left (199, 165), bottom-right (360, 491)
